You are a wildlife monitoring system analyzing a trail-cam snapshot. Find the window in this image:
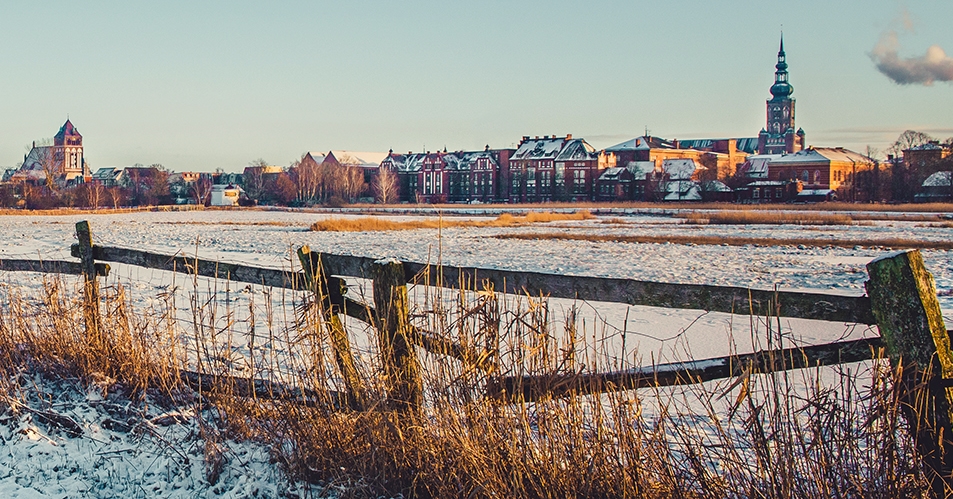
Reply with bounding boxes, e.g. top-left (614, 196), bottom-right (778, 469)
top-left (814, 171), bottom-right (821, 184)
top-left (776, 187), bottom-right (783, 198)
top-left (753, 189), bottom-right (760, 199)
